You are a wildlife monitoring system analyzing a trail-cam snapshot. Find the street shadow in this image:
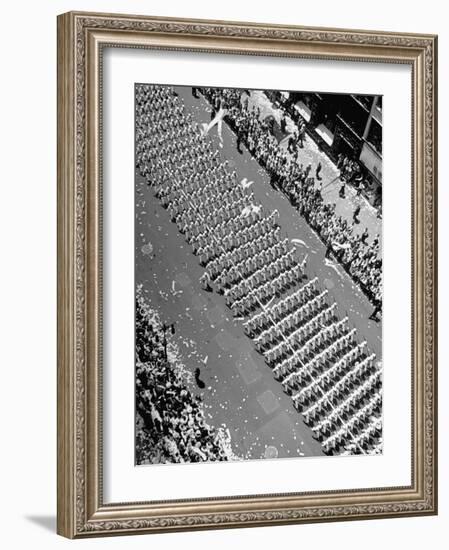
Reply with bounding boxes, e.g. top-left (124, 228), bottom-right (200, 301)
top-left (25, 515), bottom-right (56, 533)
